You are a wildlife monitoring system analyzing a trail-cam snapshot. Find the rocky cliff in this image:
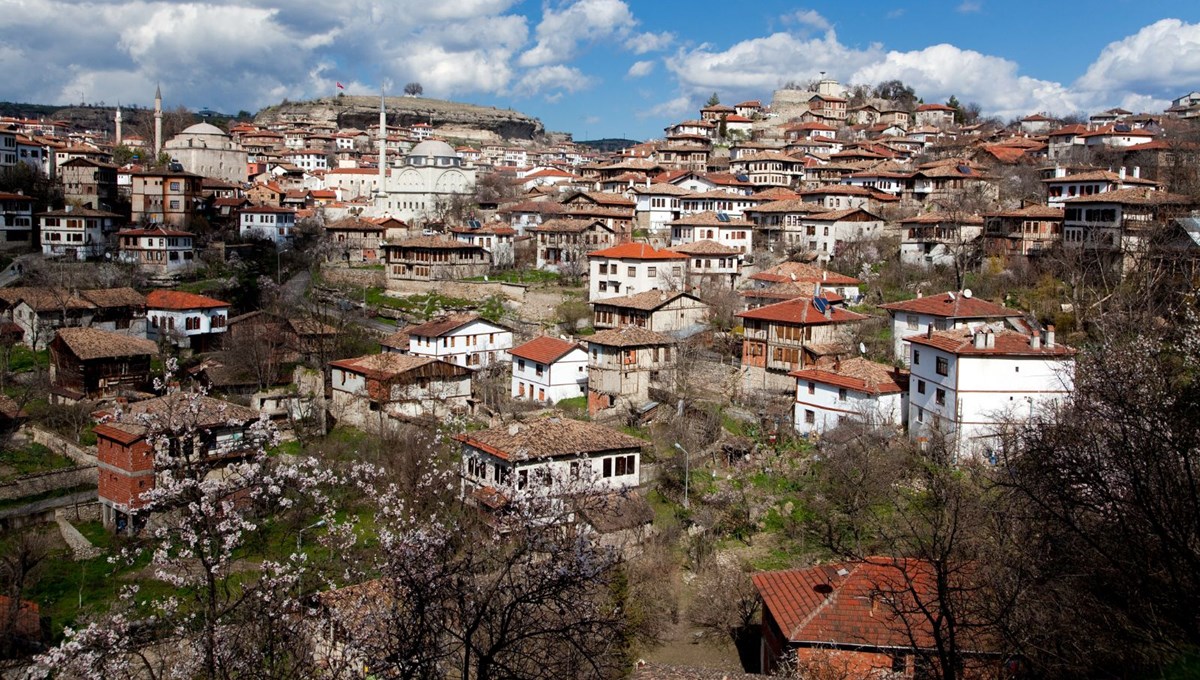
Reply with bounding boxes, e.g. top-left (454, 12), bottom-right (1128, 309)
top-left (254, 95), bottom-right (544, 142)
